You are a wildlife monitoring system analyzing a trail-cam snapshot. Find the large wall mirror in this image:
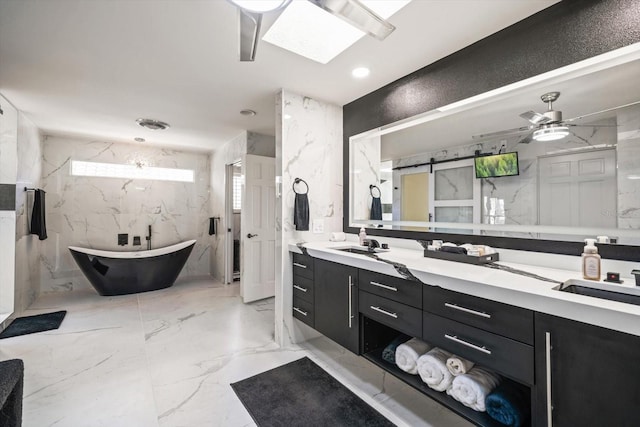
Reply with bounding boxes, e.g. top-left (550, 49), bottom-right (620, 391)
top-left (349, 44), bottom-right (640, 254)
